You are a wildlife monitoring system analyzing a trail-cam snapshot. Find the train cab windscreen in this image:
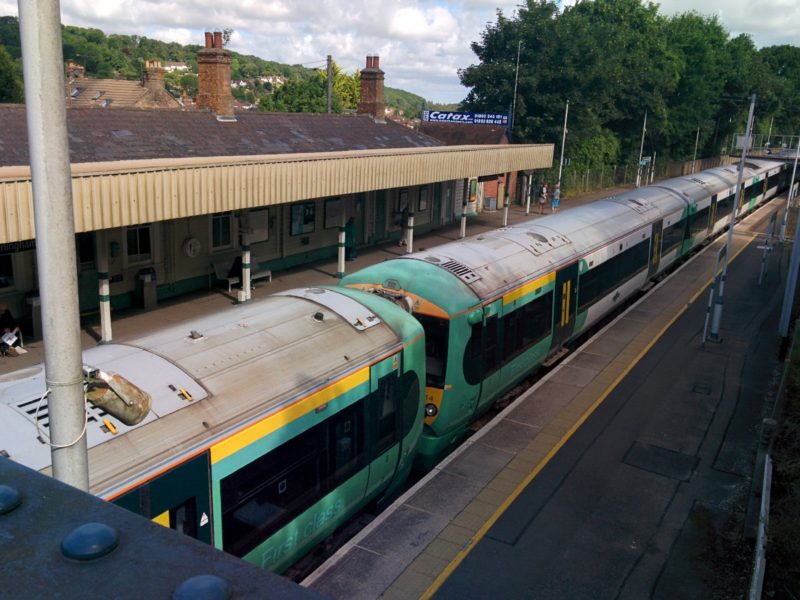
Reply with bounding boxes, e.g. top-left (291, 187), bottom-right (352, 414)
top-left (414, 314), bottom-right (449, 388)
